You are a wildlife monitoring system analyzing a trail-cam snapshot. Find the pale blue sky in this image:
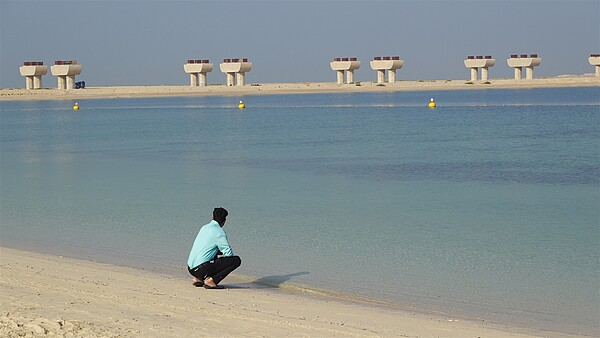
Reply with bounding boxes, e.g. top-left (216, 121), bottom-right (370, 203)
top-left (1, 0), bottom-right (599, 88)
